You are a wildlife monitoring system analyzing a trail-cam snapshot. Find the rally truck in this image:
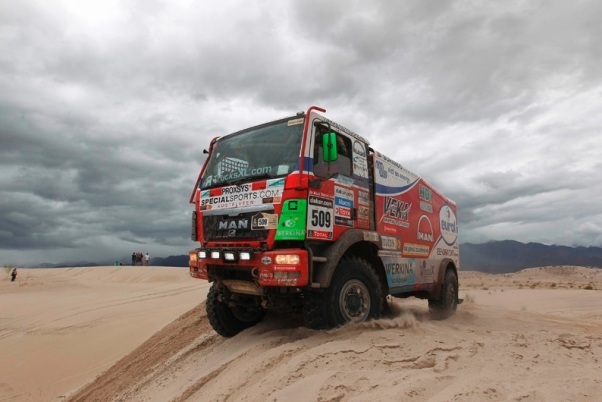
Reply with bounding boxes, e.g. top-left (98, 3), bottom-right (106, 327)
top-left (189, 106), bottom-right (460, 337)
